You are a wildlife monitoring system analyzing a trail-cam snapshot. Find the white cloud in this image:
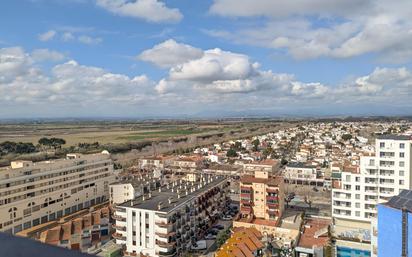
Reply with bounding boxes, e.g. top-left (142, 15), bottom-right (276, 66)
top-left (96, 0), bottom-right (183, 23)
top-left (169, 48), bottom-right (258, 82)
top-left (31, 49), bottom-right (66, 62)
top-left (138, 39), bottom-right (203, 68)
top-left (38, 30), bottom-right (57, 41)
top-left (61, 32), bottom-right (75, 41)
top-left (207, 0), bottom-right (412, 62)
top-left (77, 35), bottom-right (102, 45)
top-left (1, 46), bottom-right (411, 117)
